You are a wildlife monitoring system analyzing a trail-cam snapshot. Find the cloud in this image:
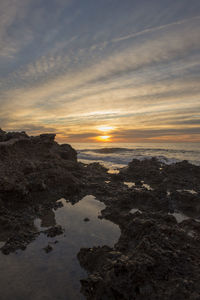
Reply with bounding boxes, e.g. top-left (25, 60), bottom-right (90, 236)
top-left (107, 127), bottom-right (200, 143)
top-left (66, 132), bottom-right (97, 139)
top-left (0, 0), bottom-right (33, 58)
top-left (54, 127), bottom-right (200, 143)
top-left (111, 15), bottom-right (200, 43)
top-left (0, 0), bottom-right (73, 60)
top-left (0, 1), bottom-right (200, 142)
